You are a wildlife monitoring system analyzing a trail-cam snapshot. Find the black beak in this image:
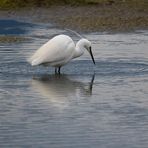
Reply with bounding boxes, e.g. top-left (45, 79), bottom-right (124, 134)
top-left (89, 47), bottom-right (95, 65)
